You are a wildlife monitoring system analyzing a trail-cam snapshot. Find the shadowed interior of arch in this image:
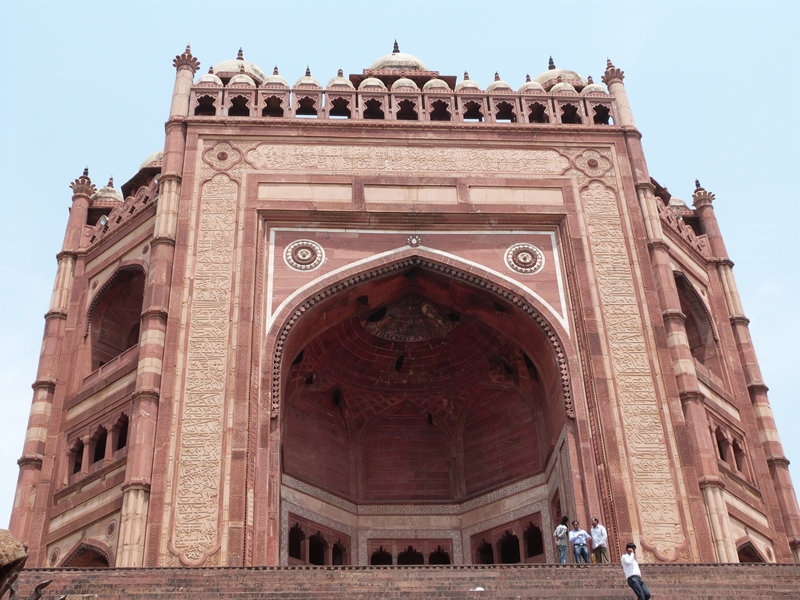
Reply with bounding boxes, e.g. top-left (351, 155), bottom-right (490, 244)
top-left (281, 264), bottom-right (567, 504)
